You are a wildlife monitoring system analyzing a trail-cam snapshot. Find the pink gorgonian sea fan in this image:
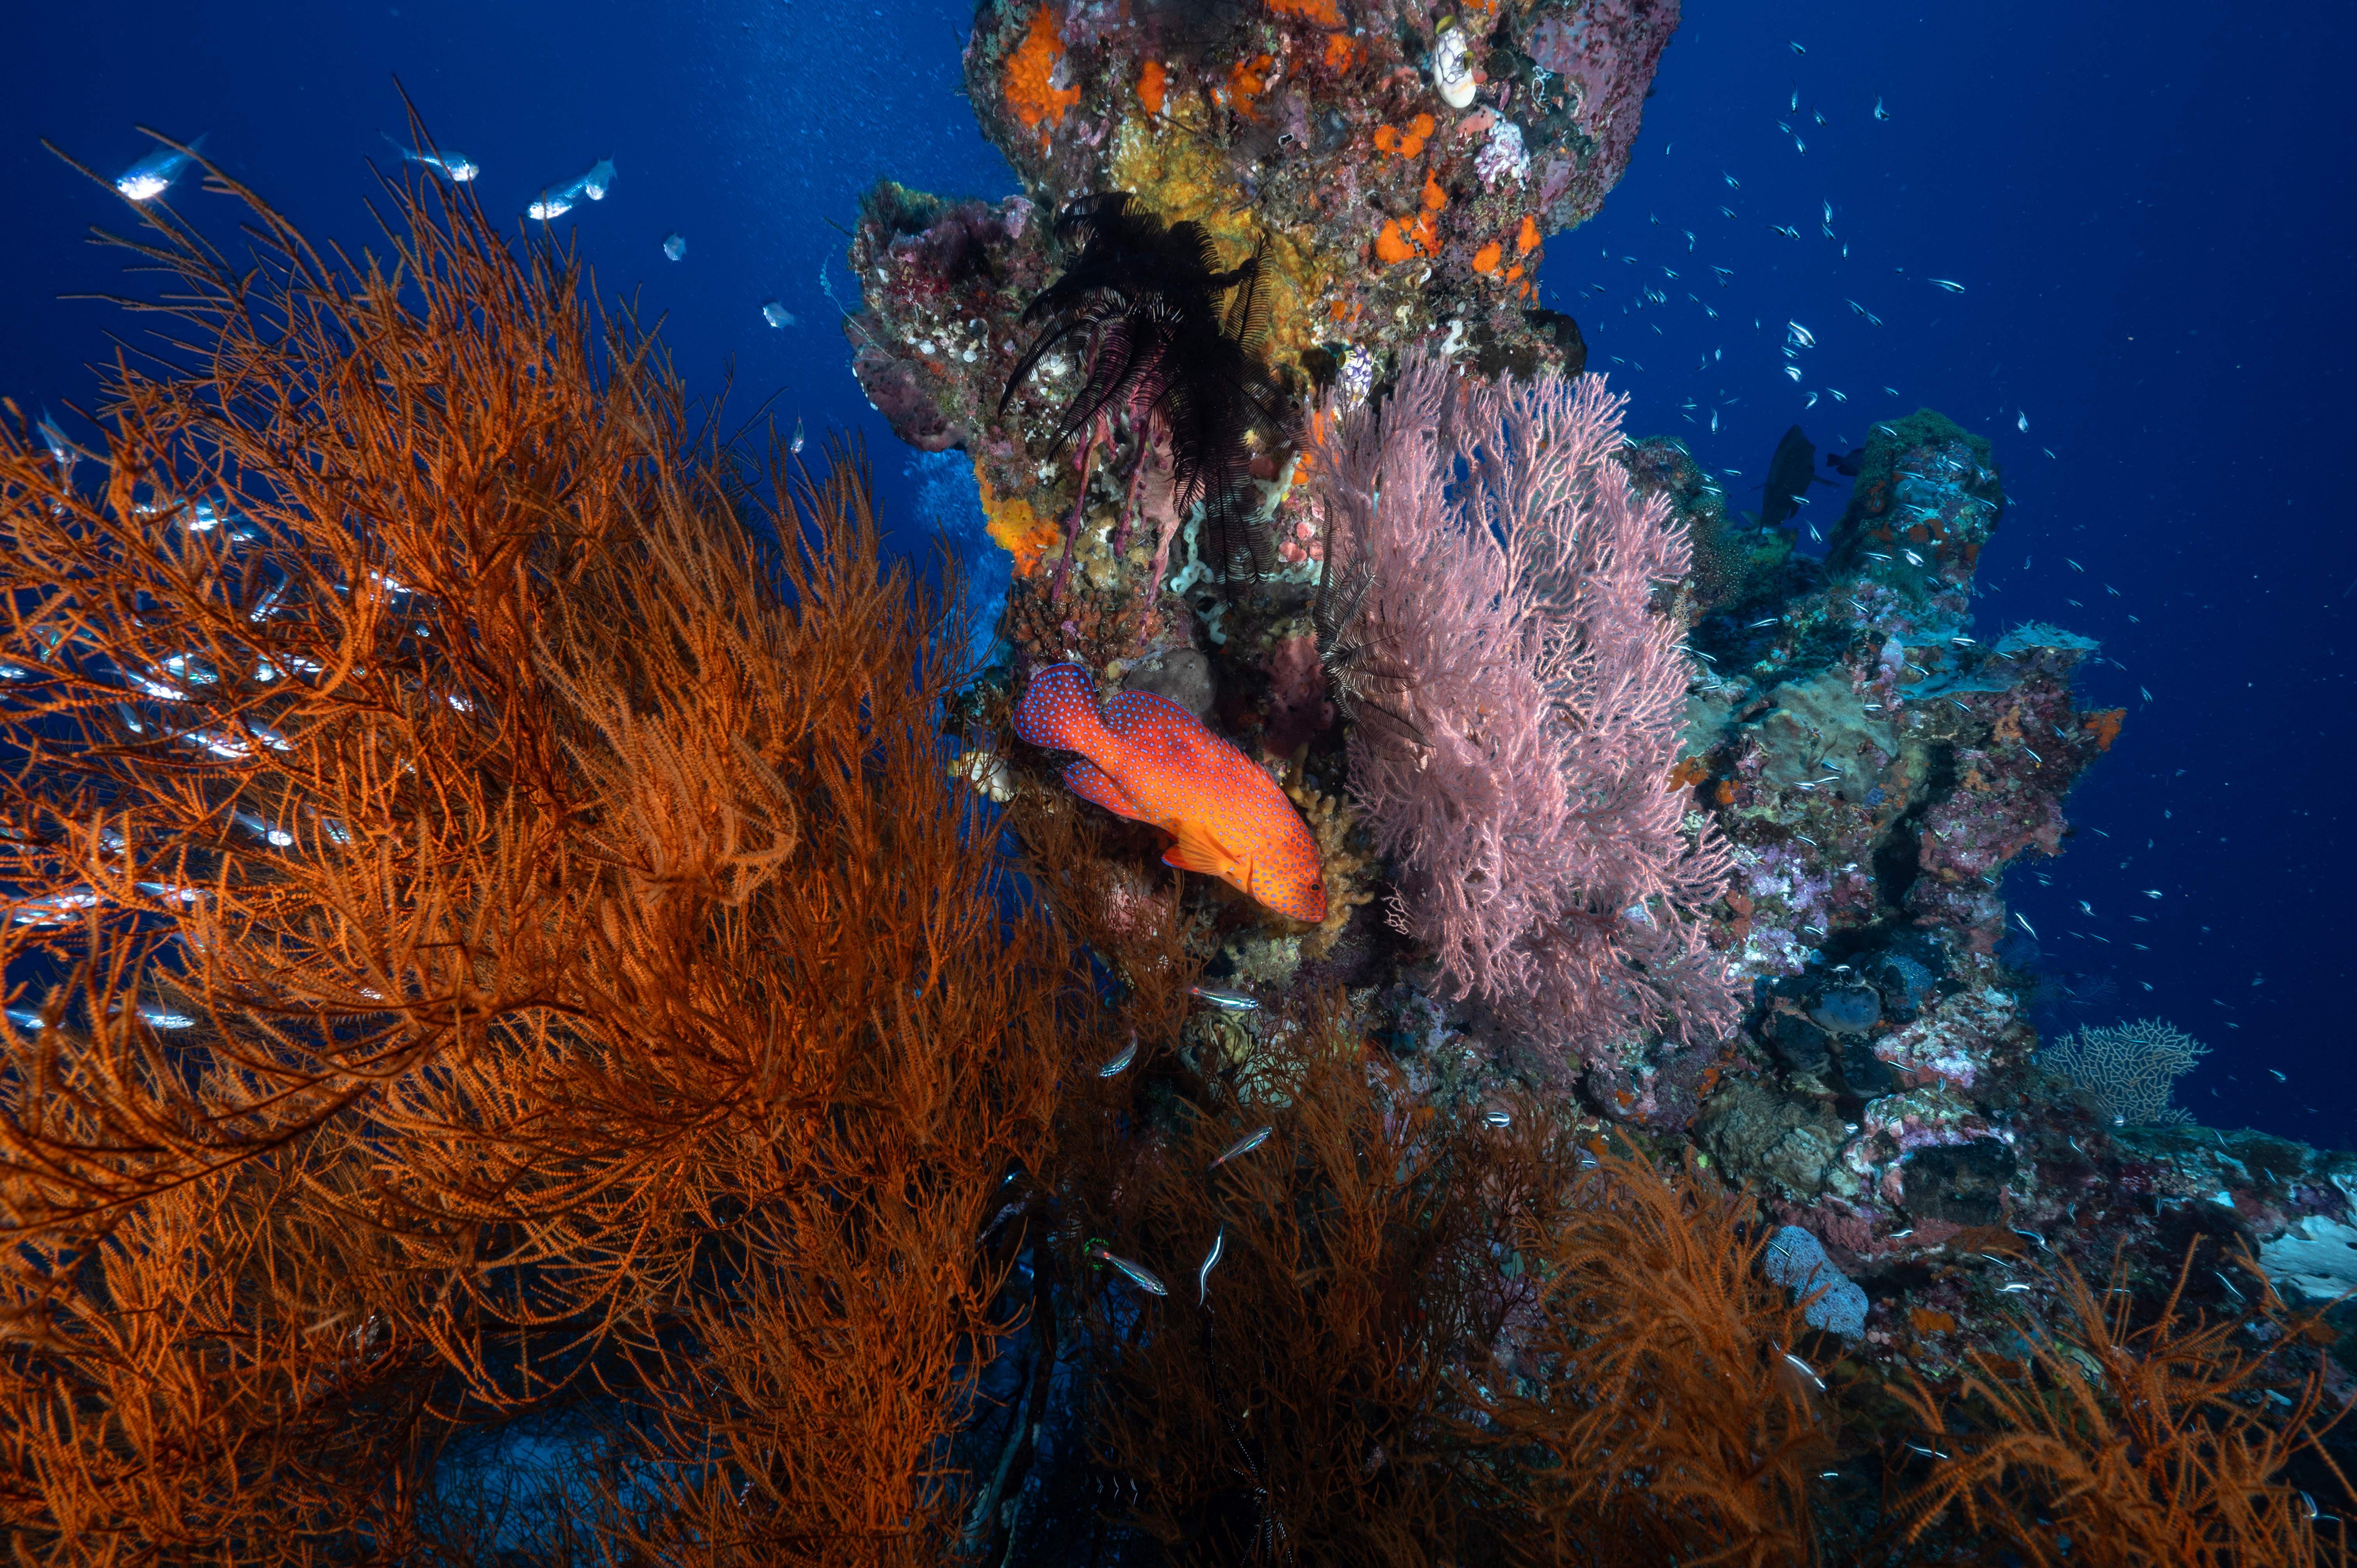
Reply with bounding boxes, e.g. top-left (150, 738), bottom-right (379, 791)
top-left (1306, 348), bottom-right (1740, 1078)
